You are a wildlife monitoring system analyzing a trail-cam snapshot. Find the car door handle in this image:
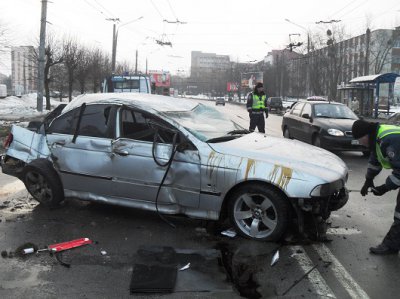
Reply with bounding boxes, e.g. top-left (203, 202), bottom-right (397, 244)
top-left (114, 149), bottom-right (129, 156)
top-left (53, 141), bottom-right (66, 147)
